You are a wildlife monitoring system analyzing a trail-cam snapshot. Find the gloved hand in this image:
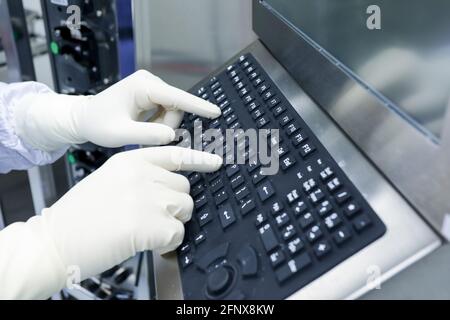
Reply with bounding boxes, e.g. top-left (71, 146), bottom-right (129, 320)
top-left (0, 147), bottom-right (222, 299)
top-left (13, 70), bottom-right (221, 152)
